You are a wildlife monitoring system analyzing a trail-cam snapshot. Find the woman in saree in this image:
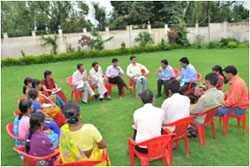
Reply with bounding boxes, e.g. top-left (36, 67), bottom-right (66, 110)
top-left (41, 70), bottom-right (67, 103)
top-left (32, 79), bottom-right (65, 109)
top-left (24, 112), bottom-right (58, 166)
top-left (59, 101), bottom-right (110, 165)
